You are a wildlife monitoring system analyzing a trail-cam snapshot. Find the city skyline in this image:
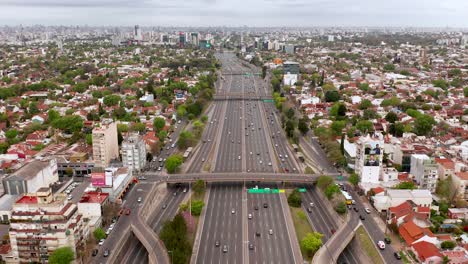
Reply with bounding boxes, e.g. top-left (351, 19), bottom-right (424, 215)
top-left (0, 0), bottom-right (468, 27)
